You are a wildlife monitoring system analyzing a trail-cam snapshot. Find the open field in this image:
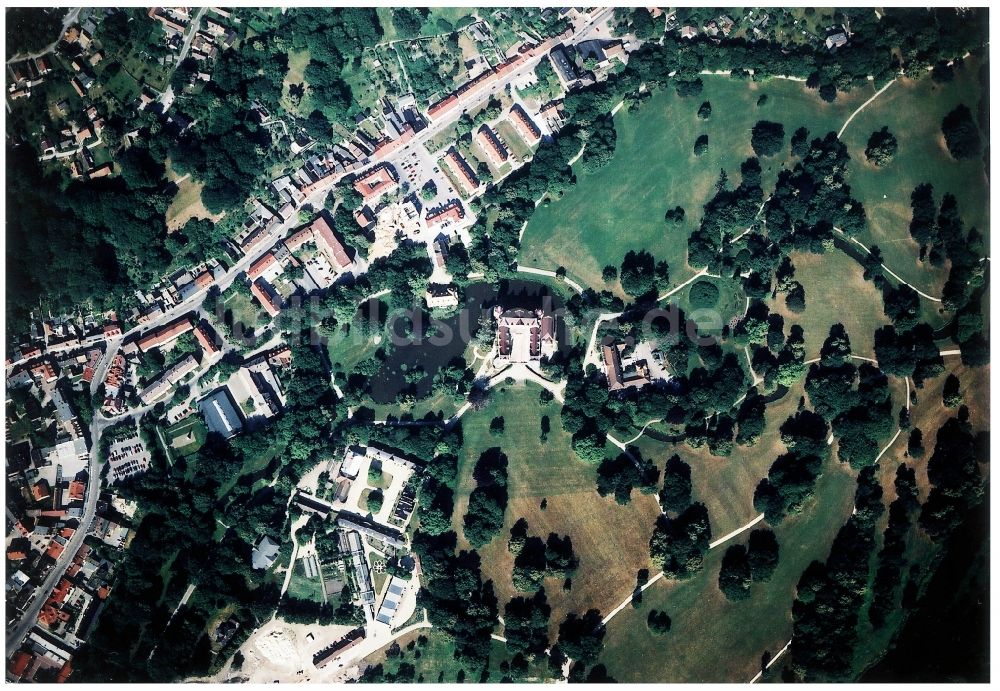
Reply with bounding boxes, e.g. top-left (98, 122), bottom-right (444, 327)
top-left (165, 160), bottom-right (225, 231)
top-left (452, 385), bottom-right (661, 634)
top-left (632, 381), bottom-right (803, 539)
top-left (599, 457), bottom-right (857, 682)
top-left (840, 59), bottom-right (989, 300)
top-left (362, 628), bottom-right (549, 682)
top-left (519, 75), bottom-right (869, 294)
top-left (223, 291), bottom-right (266, 333)
top-left (281, 48), bottom-right (310, 115)
top-left (769, 249), bottom-right (890, 361)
